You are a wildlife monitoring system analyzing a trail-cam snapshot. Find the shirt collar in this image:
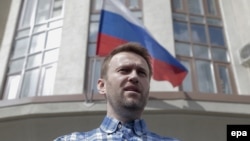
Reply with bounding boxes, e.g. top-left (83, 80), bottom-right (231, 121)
top-left (100, 116), bottom-right (148, 136)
